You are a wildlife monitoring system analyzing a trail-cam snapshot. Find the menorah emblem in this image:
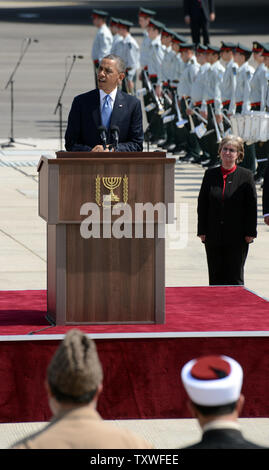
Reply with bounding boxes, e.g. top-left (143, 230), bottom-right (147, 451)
top-left (102, 176), bottom-right (122, 202)
top-left (95, 175), bottom-right (128, 206)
